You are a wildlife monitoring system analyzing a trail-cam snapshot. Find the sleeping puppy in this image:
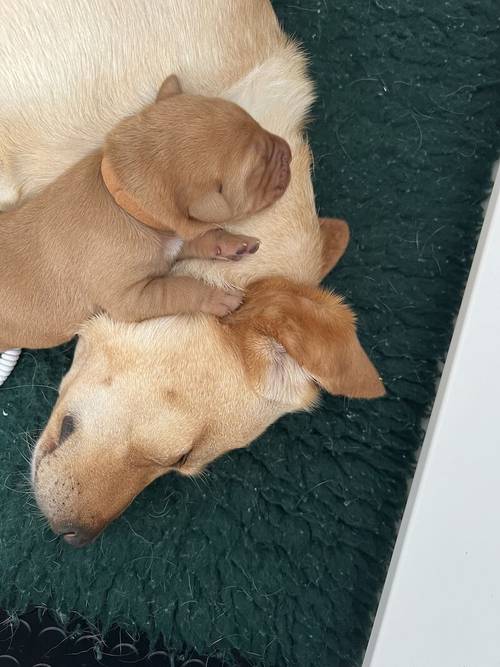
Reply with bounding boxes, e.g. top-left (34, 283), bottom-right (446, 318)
top-left (0, 74), bottom-right (291, 351)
